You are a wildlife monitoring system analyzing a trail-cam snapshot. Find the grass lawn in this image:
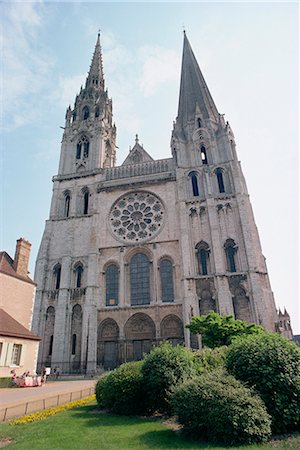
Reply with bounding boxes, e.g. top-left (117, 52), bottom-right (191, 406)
top-left (0, 401), bottom-right (299, 450)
